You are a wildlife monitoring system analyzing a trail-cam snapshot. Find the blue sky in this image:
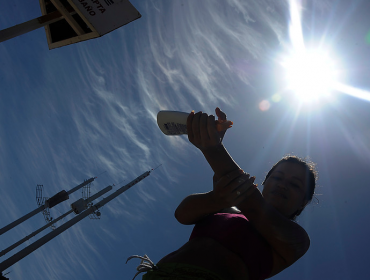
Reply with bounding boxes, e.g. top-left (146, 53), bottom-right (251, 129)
top-left (1, 0), bottom-right (370, 279)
